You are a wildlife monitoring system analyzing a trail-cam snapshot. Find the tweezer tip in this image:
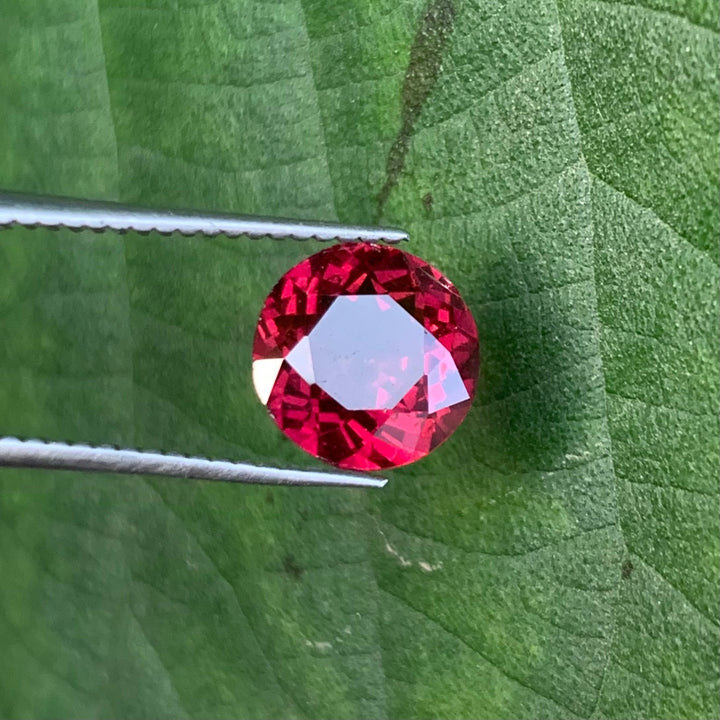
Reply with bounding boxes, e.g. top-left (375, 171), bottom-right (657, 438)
top-left (355, 475), bottom-right (389, 489)
top-left (379, 228), bottom-right (409, 244)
